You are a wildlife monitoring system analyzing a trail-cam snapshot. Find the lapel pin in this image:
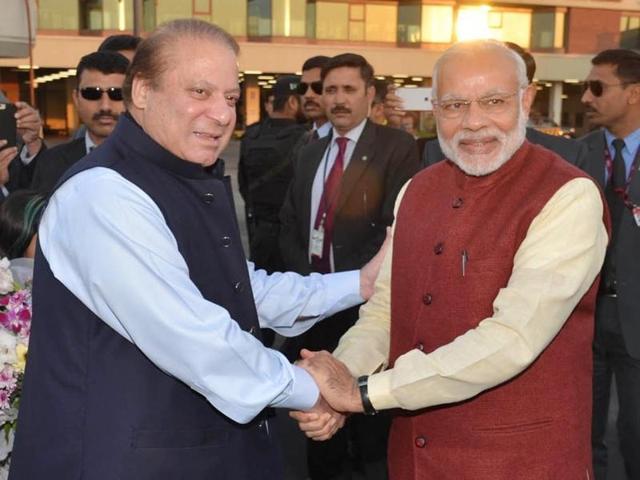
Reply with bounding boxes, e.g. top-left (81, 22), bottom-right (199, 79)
top-left (362, 155), bottom-right (368, 161)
